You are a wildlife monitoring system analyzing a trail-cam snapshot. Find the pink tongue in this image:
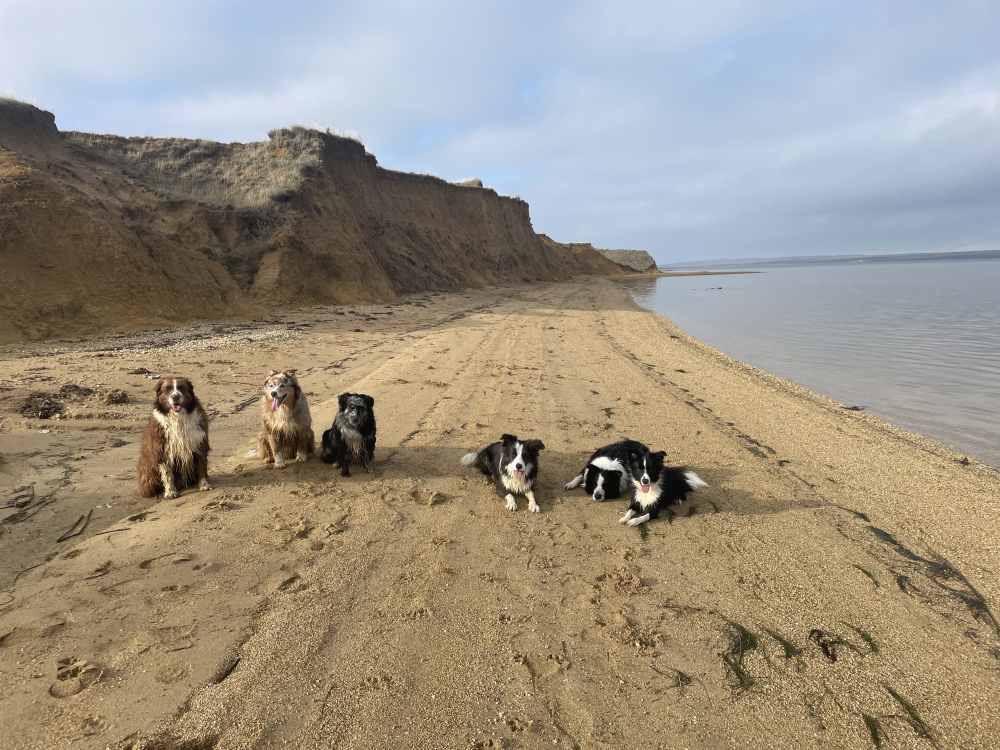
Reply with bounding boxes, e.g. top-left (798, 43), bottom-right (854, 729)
top-left (272, 399), bottom-right (280, 412)
top-left (171, 404), bottom-right (182, 413)
top-left (641, 483), bottom-right (650, 491)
